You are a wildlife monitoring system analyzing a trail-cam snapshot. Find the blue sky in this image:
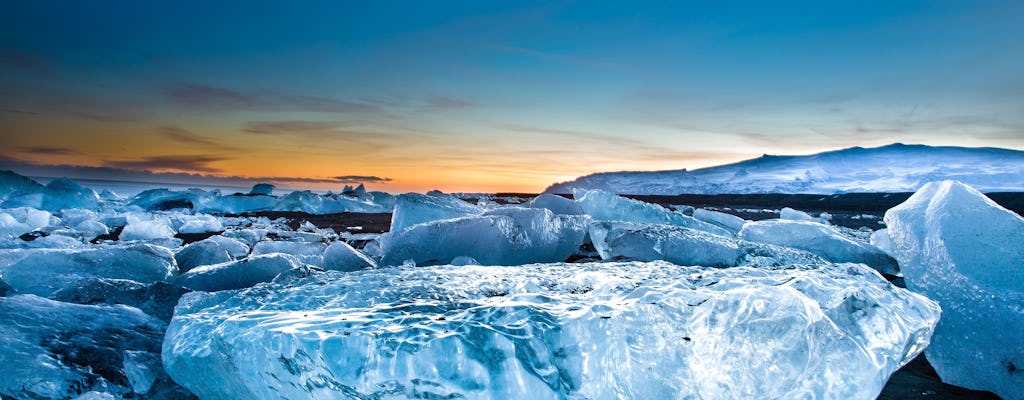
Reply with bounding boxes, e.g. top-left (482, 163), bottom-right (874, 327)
top-left (1, 0), bottom-right (1022, 192)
